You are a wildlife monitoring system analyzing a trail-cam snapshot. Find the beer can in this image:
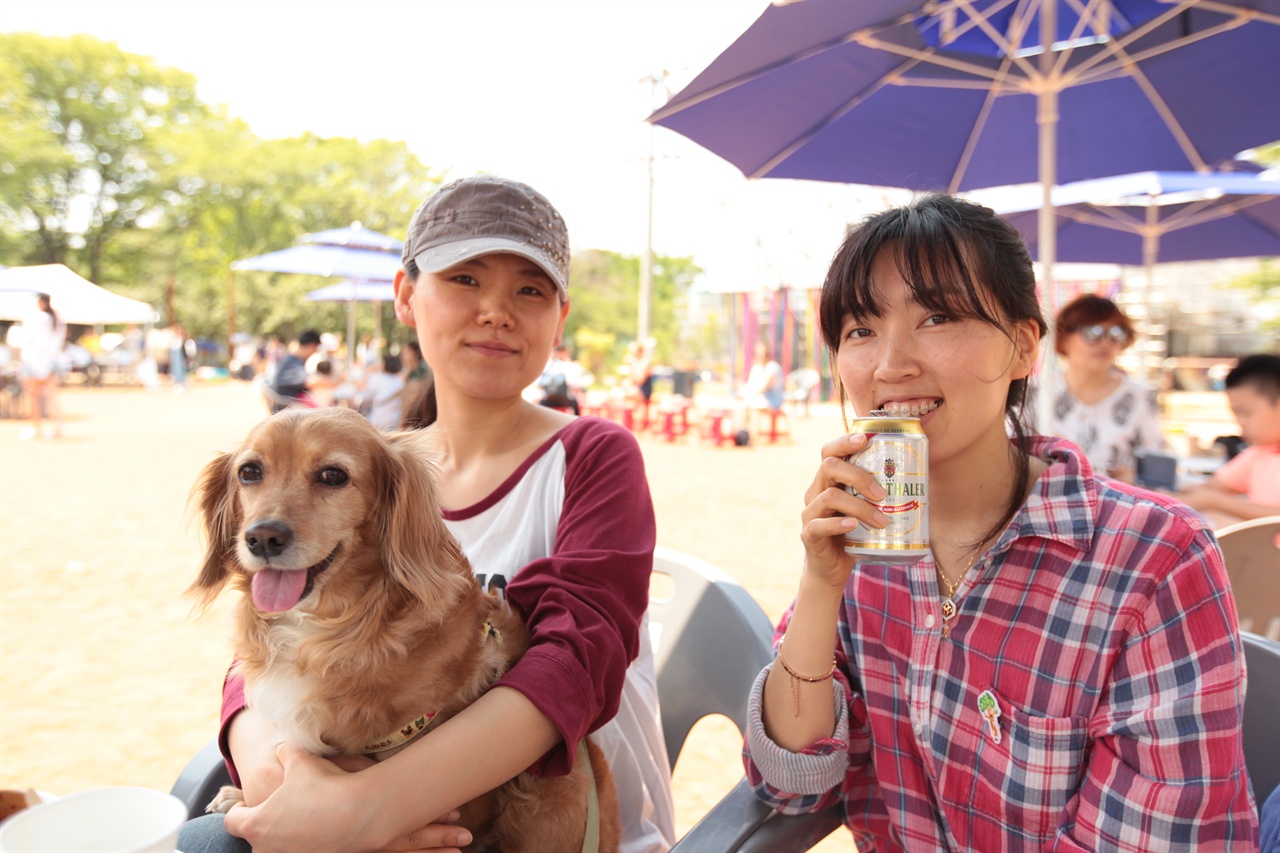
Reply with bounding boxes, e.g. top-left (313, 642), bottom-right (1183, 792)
top-left (842, 413), bottom-right (929, 564)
